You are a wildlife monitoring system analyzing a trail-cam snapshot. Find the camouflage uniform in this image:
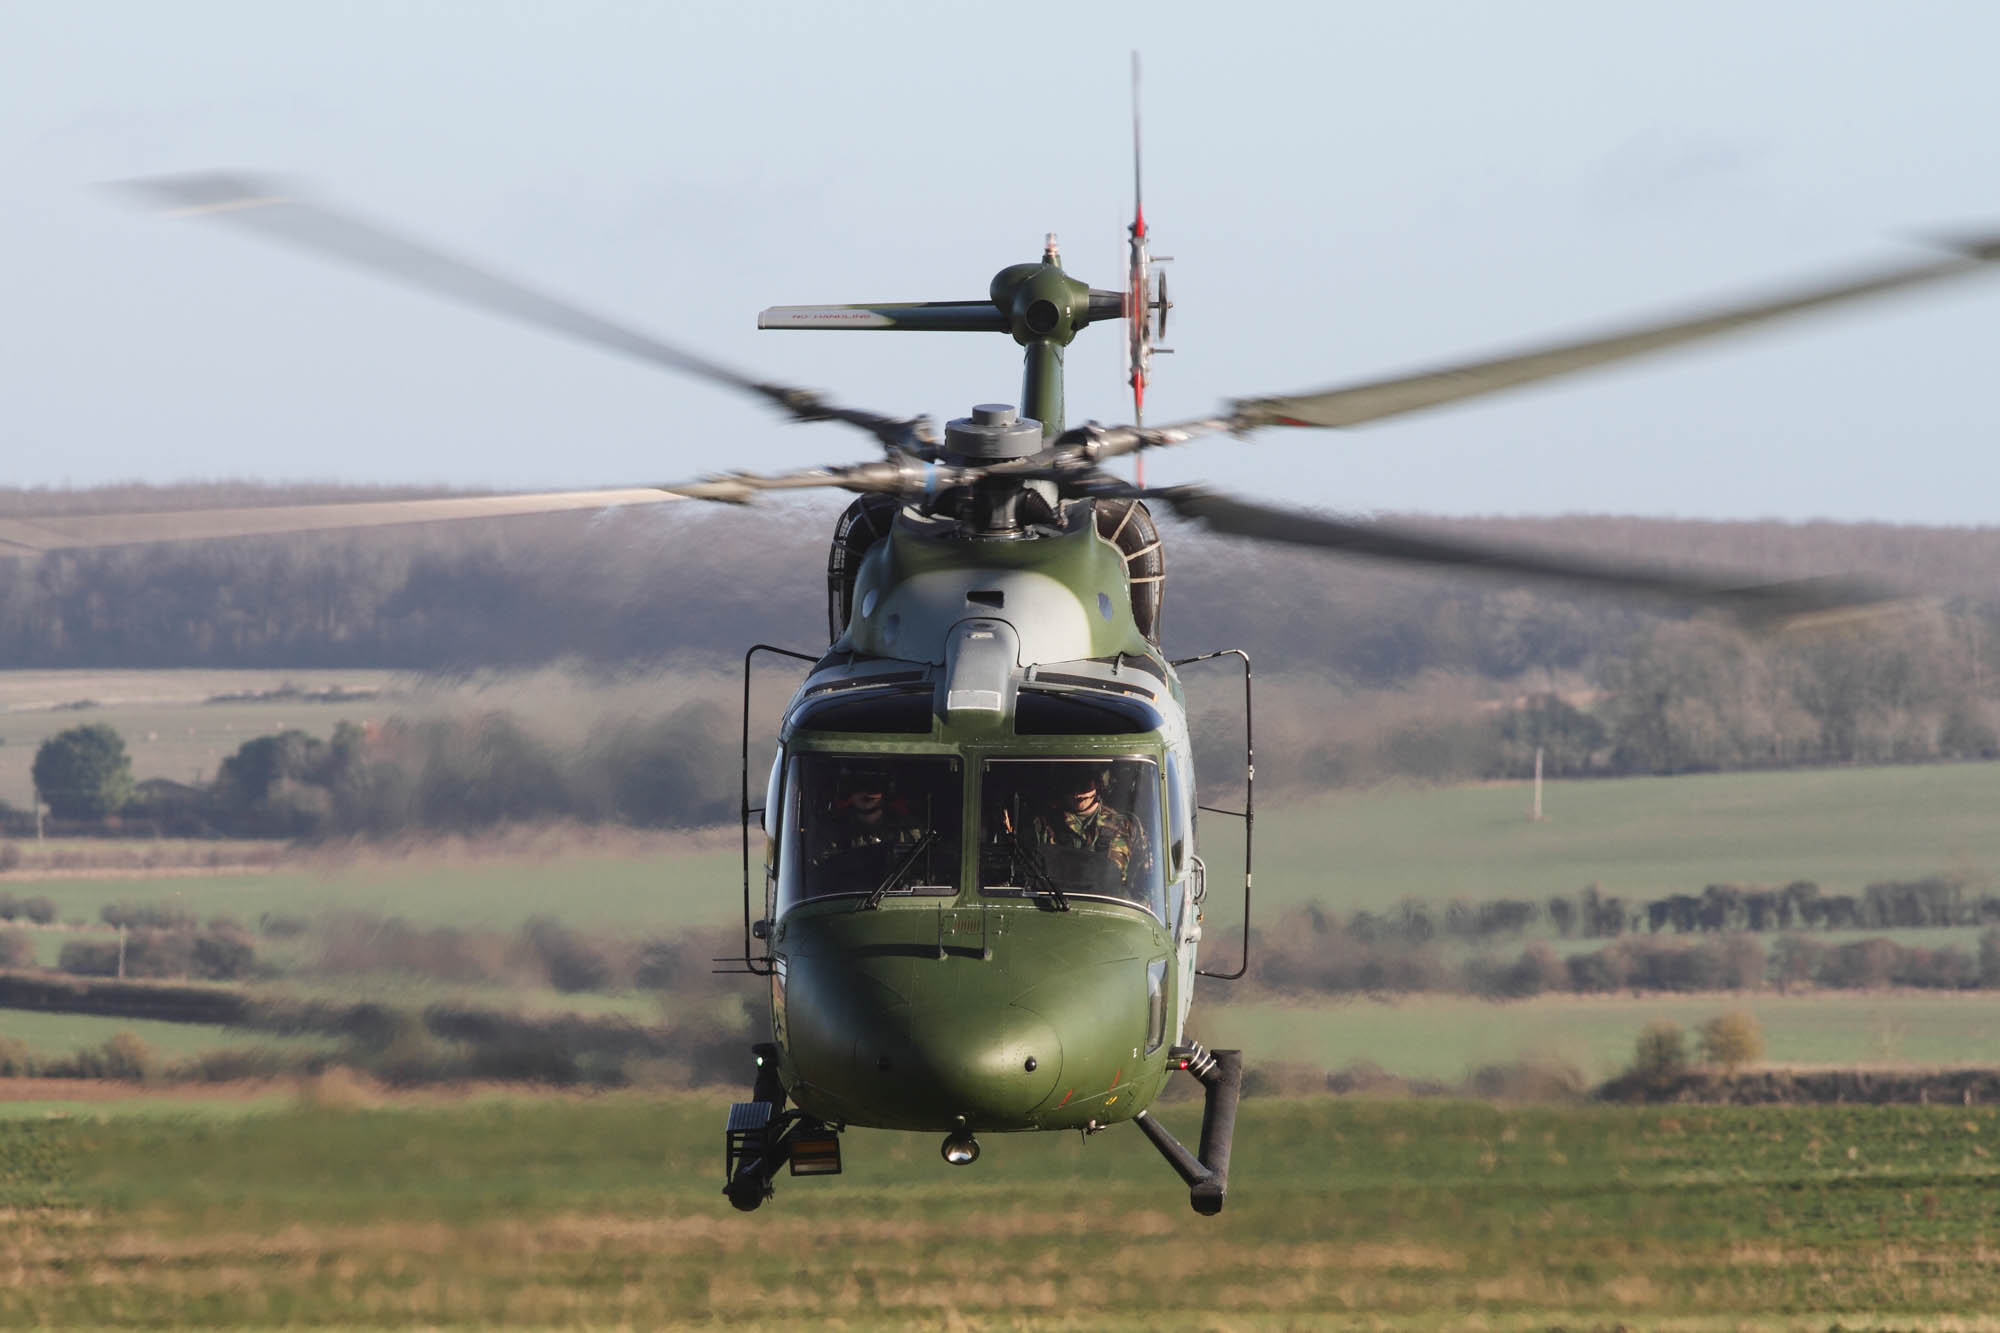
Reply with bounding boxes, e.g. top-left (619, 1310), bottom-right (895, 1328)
top-left (811, 796), bottom-right (924, 864)
top-left (1030, 803), bottom-right (1150, 876)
